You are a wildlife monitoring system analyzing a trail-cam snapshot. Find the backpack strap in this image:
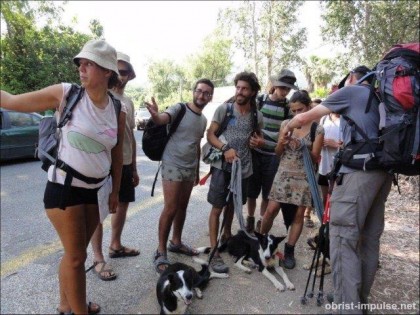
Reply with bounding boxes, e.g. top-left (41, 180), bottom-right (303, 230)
top-left (168, 103), bottom-right (187, 135)
top-left (215, 103), bottom-right (234, 137)
top-left (58, 84), bottom-right (84, 128)
top-left (150, 103), bottom-right (187, 197)
top-left (310, 122), bottom-right (318, 143)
